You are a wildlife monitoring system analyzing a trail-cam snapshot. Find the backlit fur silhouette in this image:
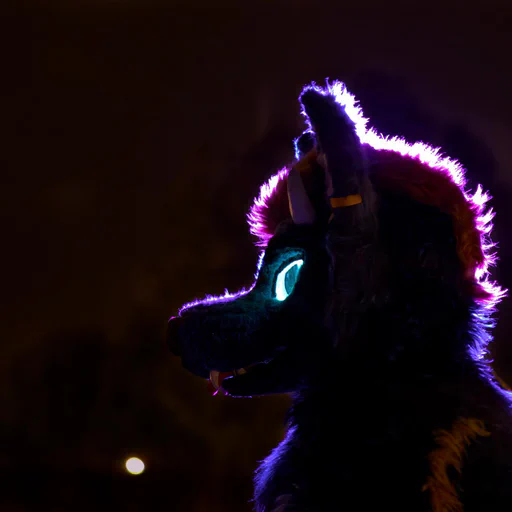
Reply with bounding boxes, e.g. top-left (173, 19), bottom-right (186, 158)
top-left (168, 82), bottom-right (512, 511)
